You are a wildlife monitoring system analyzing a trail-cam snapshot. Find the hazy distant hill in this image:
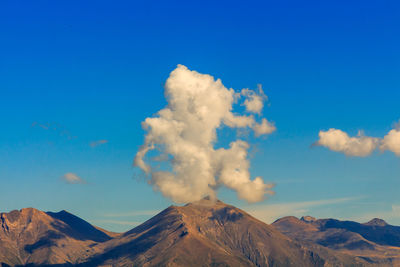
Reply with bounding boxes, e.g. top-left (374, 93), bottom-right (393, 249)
top-left (1, 199), bottom-right (399, 266)
top-left (272, 216), bottom-right (400, 266)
